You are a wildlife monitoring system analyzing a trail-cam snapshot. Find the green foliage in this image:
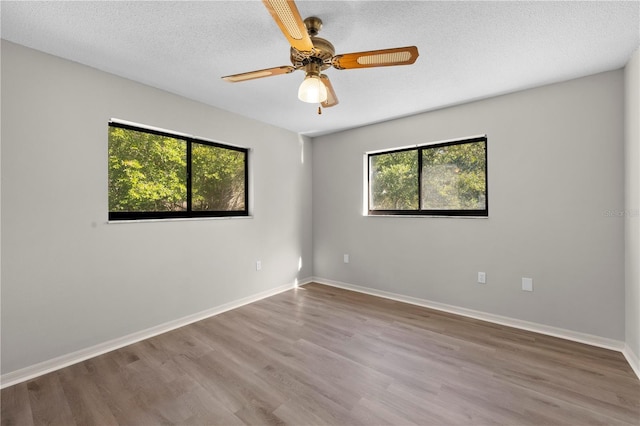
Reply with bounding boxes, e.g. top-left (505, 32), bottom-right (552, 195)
top-left (109, 127), bottom-right (187, 212)
top-left (370, 142), bottom-right (486, 211)
top-left (422, 142), bottom-right (486, 209)
top-left (192, 144), bottom-right (245, 211)
top-left (108, 127), bottom-right (246, 213)
top-left (370, 150), bottom-right (419, 210)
